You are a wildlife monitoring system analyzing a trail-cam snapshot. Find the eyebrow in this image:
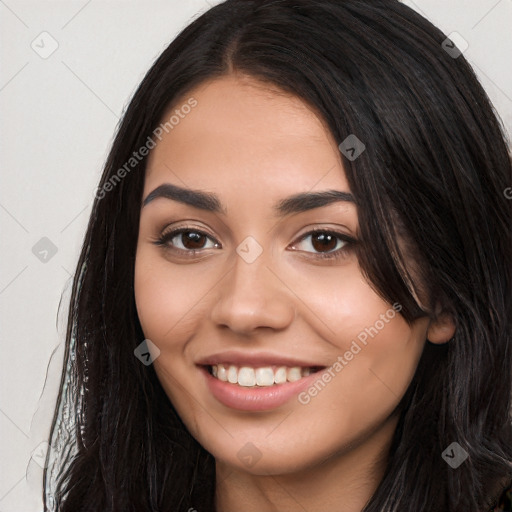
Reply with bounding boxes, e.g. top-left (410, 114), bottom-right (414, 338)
top-left (142, 183), bottom-right (355, 216)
